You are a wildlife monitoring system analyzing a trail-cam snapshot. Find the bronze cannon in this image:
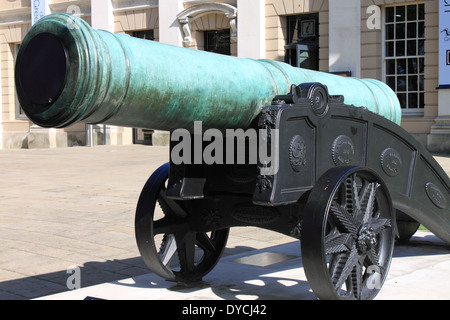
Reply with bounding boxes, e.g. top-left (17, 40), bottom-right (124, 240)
top-left (15, 14), bottom-right (450, 300)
